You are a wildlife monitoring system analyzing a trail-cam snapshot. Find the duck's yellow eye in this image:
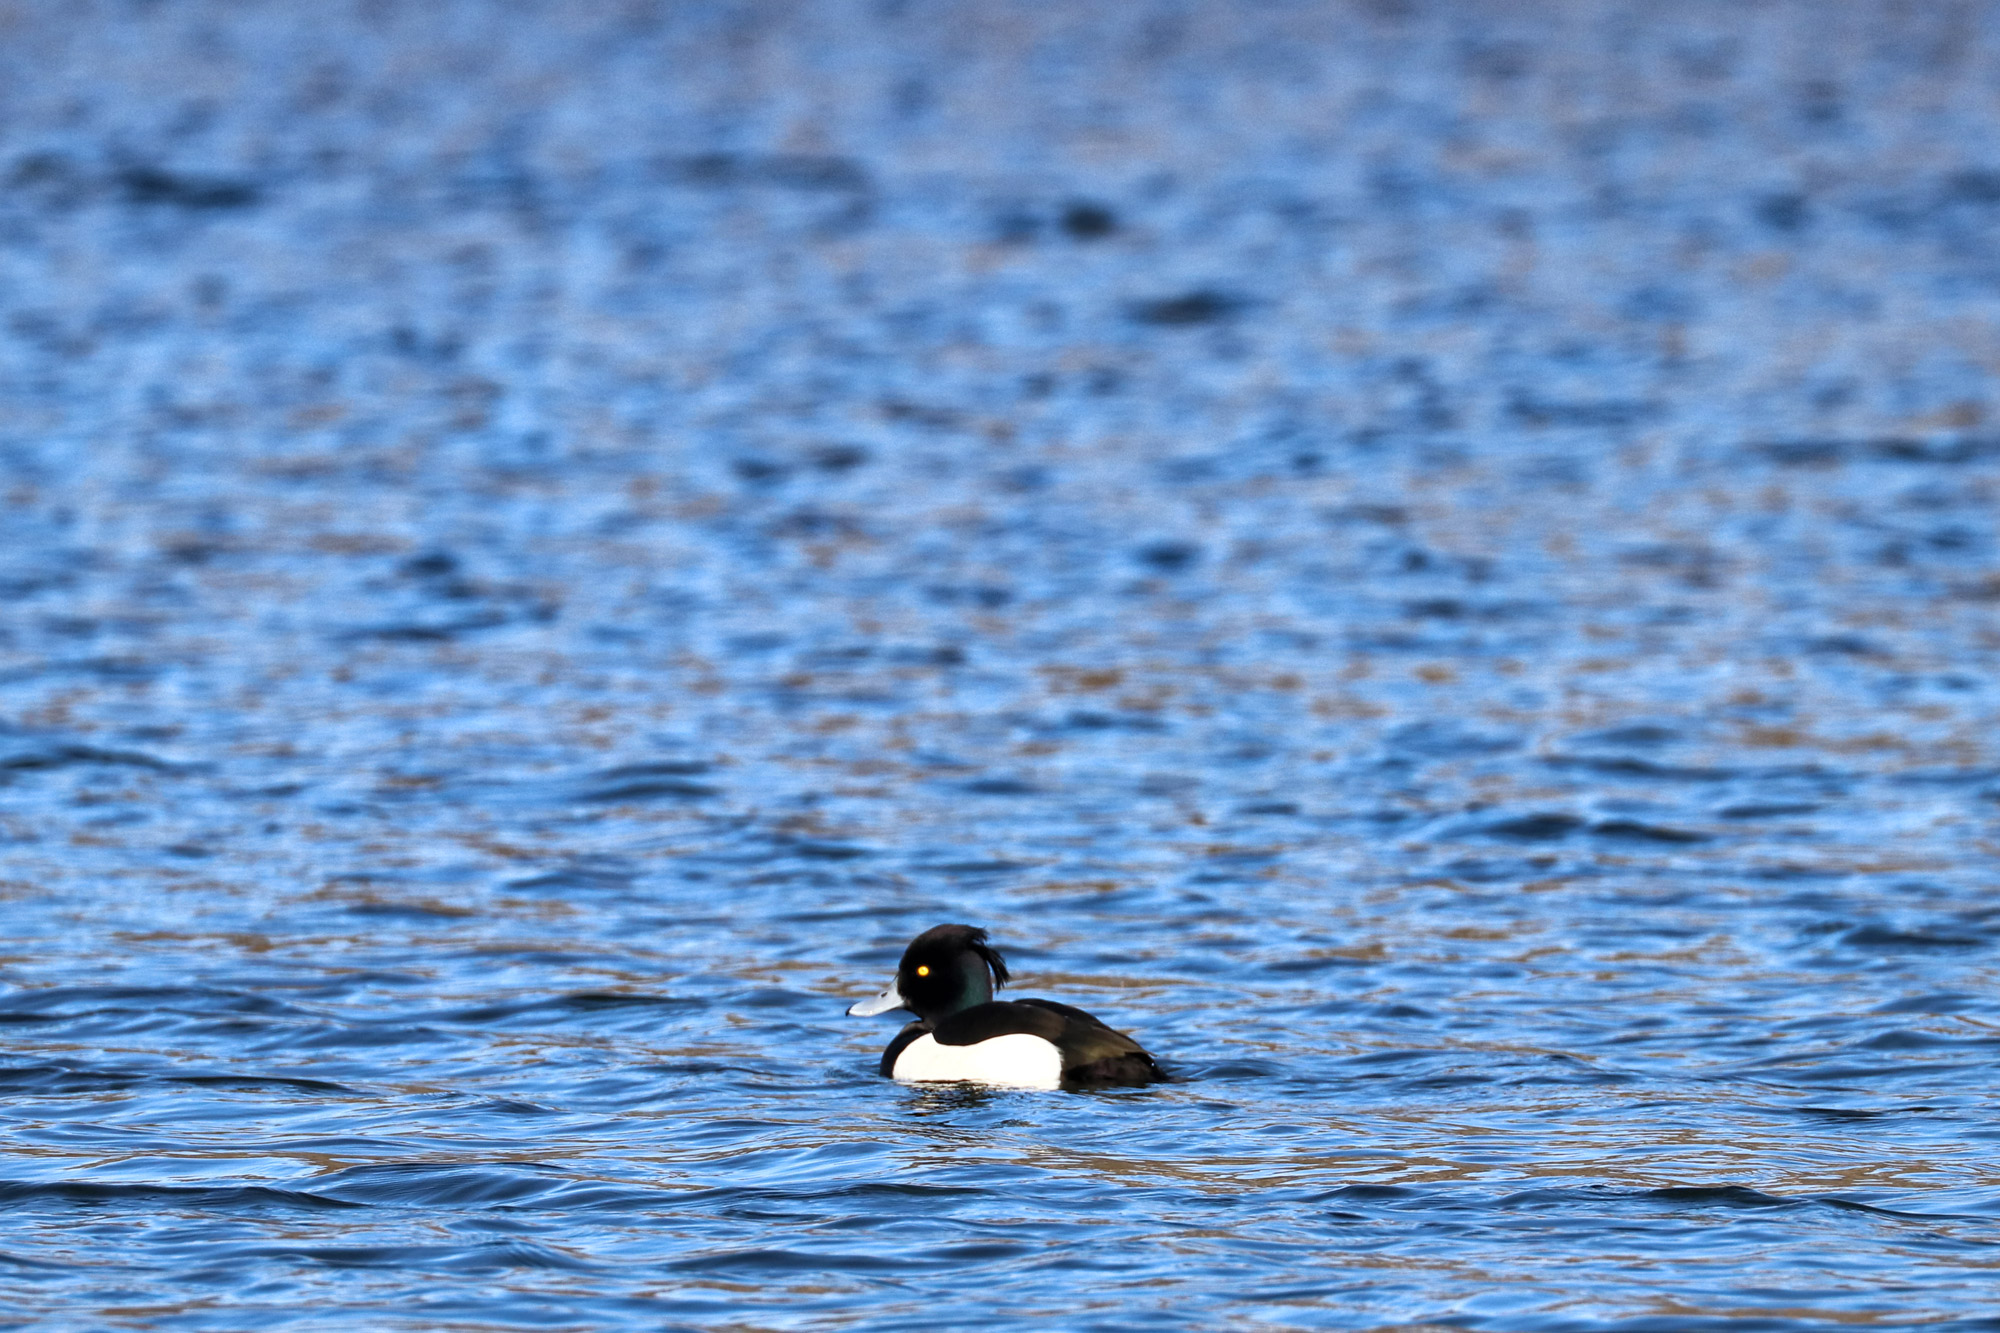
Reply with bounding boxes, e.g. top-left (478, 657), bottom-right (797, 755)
top-left (915, 965), bottom-right (930, 977)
